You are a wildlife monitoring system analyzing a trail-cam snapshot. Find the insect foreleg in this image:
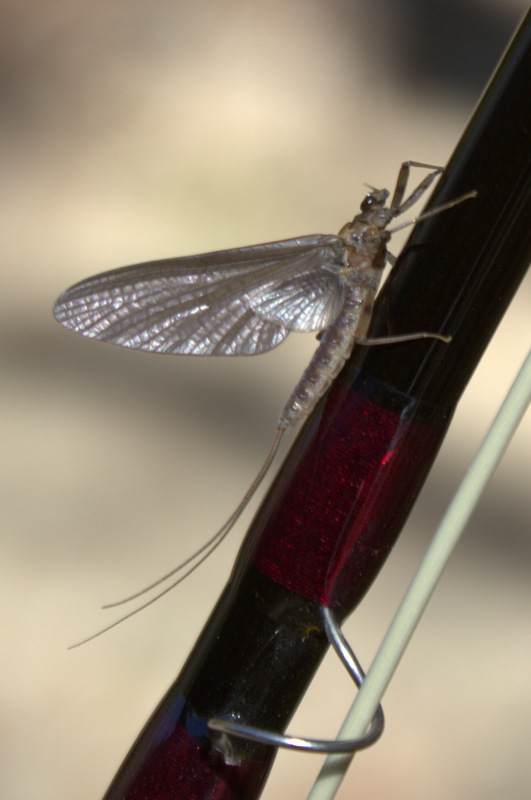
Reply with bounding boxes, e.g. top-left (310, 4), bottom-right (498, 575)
top-left (390, 160), bottom-right (443, 212)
